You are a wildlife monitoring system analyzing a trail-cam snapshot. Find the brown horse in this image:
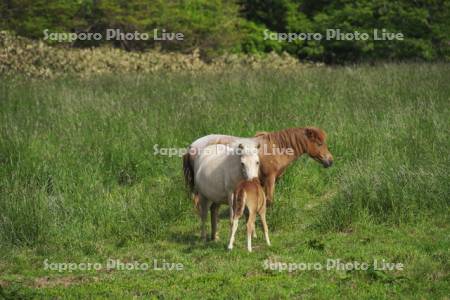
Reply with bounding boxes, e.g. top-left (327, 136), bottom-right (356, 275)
top-left (183, 127), bottom-right (333, 211)
top-left (254, 127), bottom-right (333, 205)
